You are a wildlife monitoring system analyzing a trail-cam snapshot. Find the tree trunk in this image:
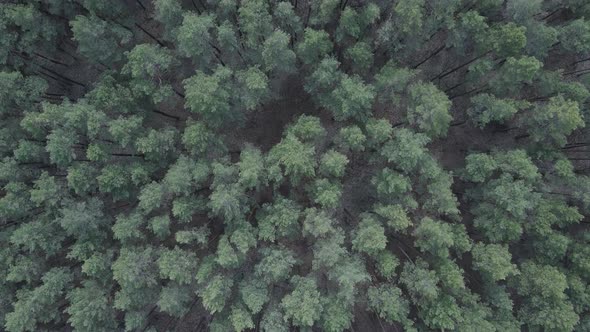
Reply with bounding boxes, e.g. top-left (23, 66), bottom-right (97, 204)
top-left (433, 51), bottom-right (491, 81)
top-left (40, 65), bottom-right (86, 87)
top-left (135, 0), bottom-right (146, 10)
top-left (152, 109), bottom-right (180, 121)
top-left (135, 23), bottom-right (165, 47)
top-left (413, 44), bottom-right (446, 69)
